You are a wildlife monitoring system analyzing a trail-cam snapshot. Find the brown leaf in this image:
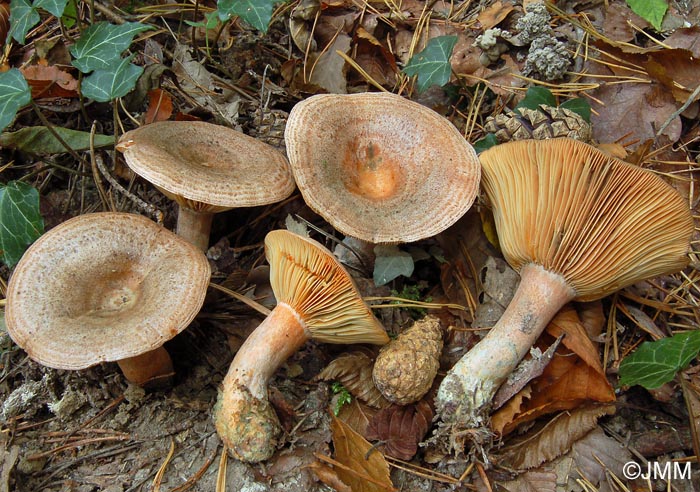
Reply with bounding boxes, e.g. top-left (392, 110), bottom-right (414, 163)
top-left (664, 26), bottom-right (700, 58)
top-left (495, 404), bottom-right (616, 471)
top-left (365, 401), bottom-right (433, 460)
top-left (643, 49), bottom-right (700, 103)
top-left (337, 398), bottom-right (377, 437)
top-left (329, 412), bottom-right (395, 492)
top-left (493, 308), bottom-right (616, 436)
top-left (318, 351), bottom-right (390, 408)
top-left (491, 386), bottom-right (532, 435)
top-left (20, 64), bottom-right (79, 99)
top-left (476, 1), bottom-right (514, 30)
top-left (575, 300), bottom-right (606, 339)
top-left (144, 89), bottom-right (173, 124)
top-left (307, 461), bottom-right (352, 492)
top-left (496, 470), bottom-right (557, 492)
top-left (0, 2), bottom-right (9, 53)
